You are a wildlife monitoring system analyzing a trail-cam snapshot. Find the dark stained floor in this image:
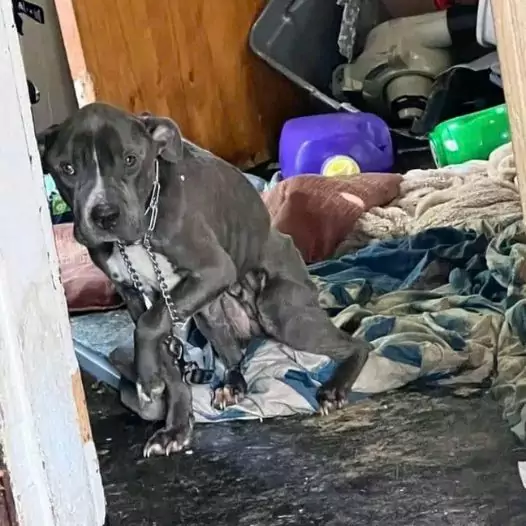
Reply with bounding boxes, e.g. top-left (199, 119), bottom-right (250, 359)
top-left (84, 376), bottom-right (526, 526)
